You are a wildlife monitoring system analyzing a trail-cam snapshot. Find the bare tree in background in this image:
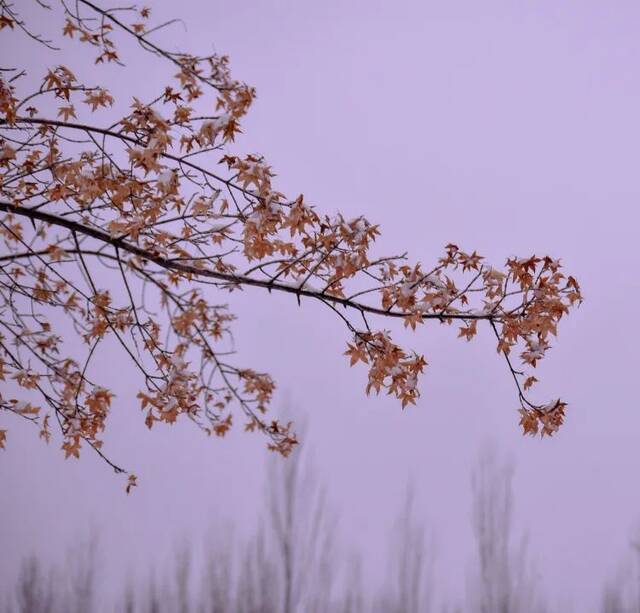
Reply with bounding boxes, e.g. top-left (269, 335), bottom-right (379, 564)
top-left (376, 485), bottom-right (434, 613)
top-left (599, 528), bottom-right (640, 613)
top-left (173, 545), bottom-right (192, 613)
top-left (66, 537), bottom-right (97, 613)
top-left (13, 556), bottom-right (54, 613)
top-left (133, 574), bottom-right (162, 613)
top-left (335, 555), bottom-right (365, 613)
top-left (235, 527), bottom-right (279, 613)
top-left (3, 539), bottom-right (96, 613)
top-left (267, 420), bottom-right (339, 613)
top-left (2, 446), bottom-right (568, 612)
top-left (197, 530), bottom-right (239, 613)
top-left (469, 447), bottom-right (545, 613)
top-left (106, 417), bottom-right (339, 613)
top-left (601, 580), bottom-right (628, 613)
